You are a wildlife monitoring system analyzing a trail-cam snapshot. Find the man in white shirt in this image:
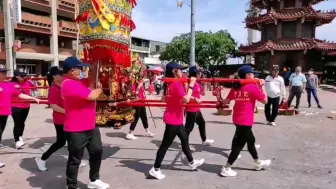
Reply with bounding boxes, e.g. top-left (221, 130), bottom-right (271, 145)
top-left (264, 66), bottom-right (286, 126)
top-left (154, 74), bottom-right (162, 95)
